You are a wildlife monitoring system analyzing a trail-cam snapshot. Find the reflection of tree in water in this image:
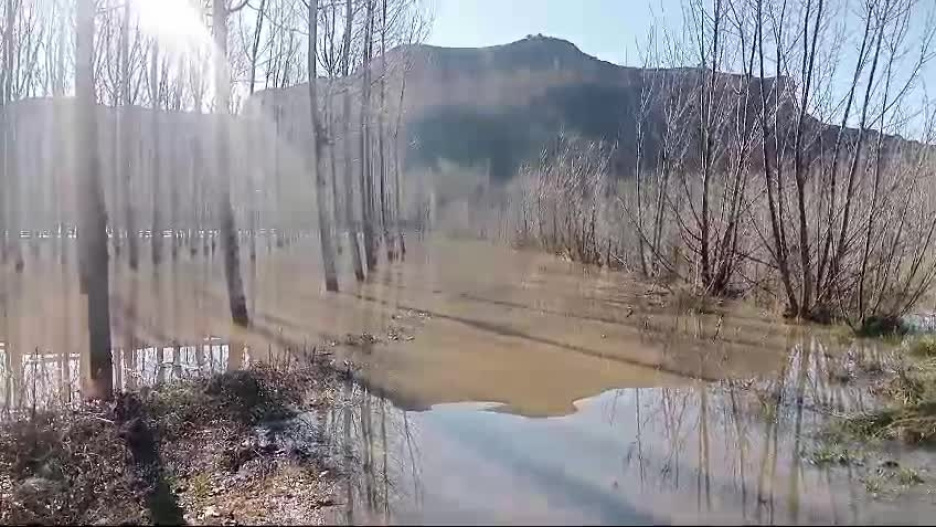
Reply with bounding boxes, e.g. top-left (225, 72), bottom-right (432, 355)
top-left (616, 337), bottom-right (879, 524)
top-left (1, 231), bottom-right (285, 412)
top-left (0, 240), bottom-right (277, 409)
top-left (315, 379), bottom-right (423, 525)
